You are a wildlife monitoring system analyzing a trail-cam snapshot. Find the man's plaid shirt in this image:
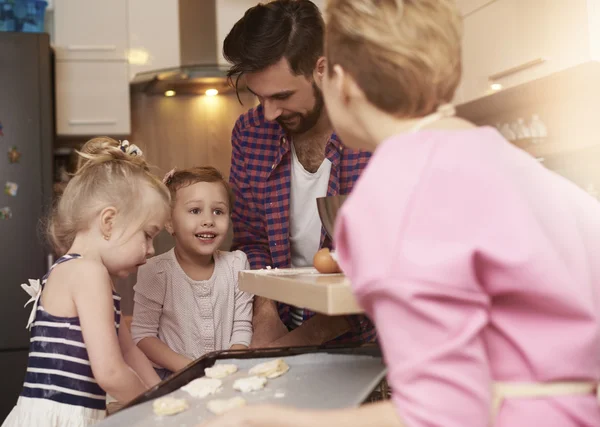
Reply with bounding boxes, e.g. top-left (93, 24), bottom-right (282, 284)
top-left (229, 105), bottom-right (376, 343)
